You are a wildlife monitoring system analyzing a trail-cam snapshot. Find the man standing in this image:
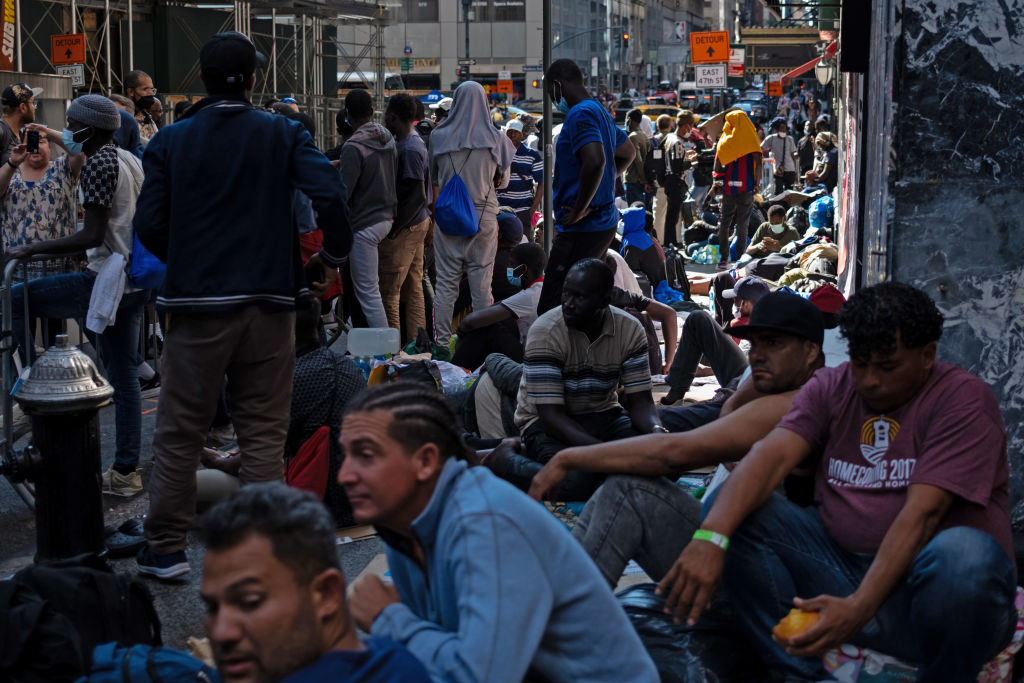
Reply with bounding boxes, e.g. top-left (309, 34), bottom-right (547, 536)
top-left (712, 110), bottom-right (762, 269)
top-left (761, 117), bottom-right (799, 195)
top-left (133, 31), bottom-right (351, 578)
top-left (623, 109), bottom-right (650, 207)
top-left (341, 89), bottom-right (397, 329)
top-left (657, 114), bottom-right (695, 247)
top-left (380, 93), bottom-right (429, 345)
top-left (662, 283), bottom-right (1016, 682)
top-left (200, 483), bottom-right (430, 682)
top-left (342, 383), bottom-right (659, 683)
top-left (537, 59), bottom-right (635, 314)
top-left (0, 83), bottom-right (41, 164)
top-left (496, 119), bottom-right (543, 242)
